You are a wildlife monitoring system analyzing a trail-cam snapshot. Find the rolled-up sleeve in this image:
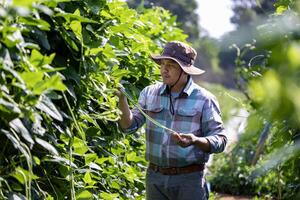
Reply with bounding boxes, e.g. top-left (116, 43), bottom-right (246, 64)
top-left (122, 88), bottom-right (147, 134)
top-left (201, 97), bottom-right (227, 153)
